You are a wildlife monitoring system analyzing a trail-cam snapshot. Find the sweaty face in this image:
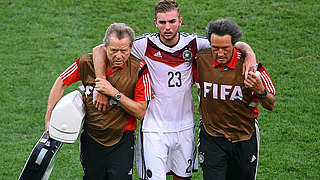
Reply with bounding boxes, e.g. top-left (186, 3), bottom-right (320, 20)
top-left (154, 9), bottom-right (182, 46)
top-left (106, 34), bottom-right (131, 69)
top-left (210, 34), bottom-right (234, 65)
